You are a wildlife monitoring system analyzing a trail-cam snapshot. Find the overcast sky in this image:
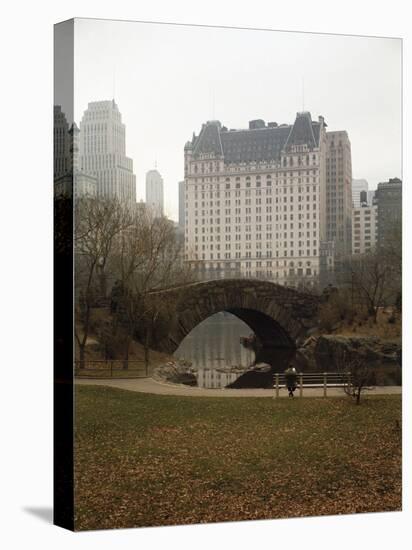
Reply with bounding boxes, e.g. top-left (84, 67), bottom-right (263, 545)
top-left (73, 18), bottom-right (401, 221)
